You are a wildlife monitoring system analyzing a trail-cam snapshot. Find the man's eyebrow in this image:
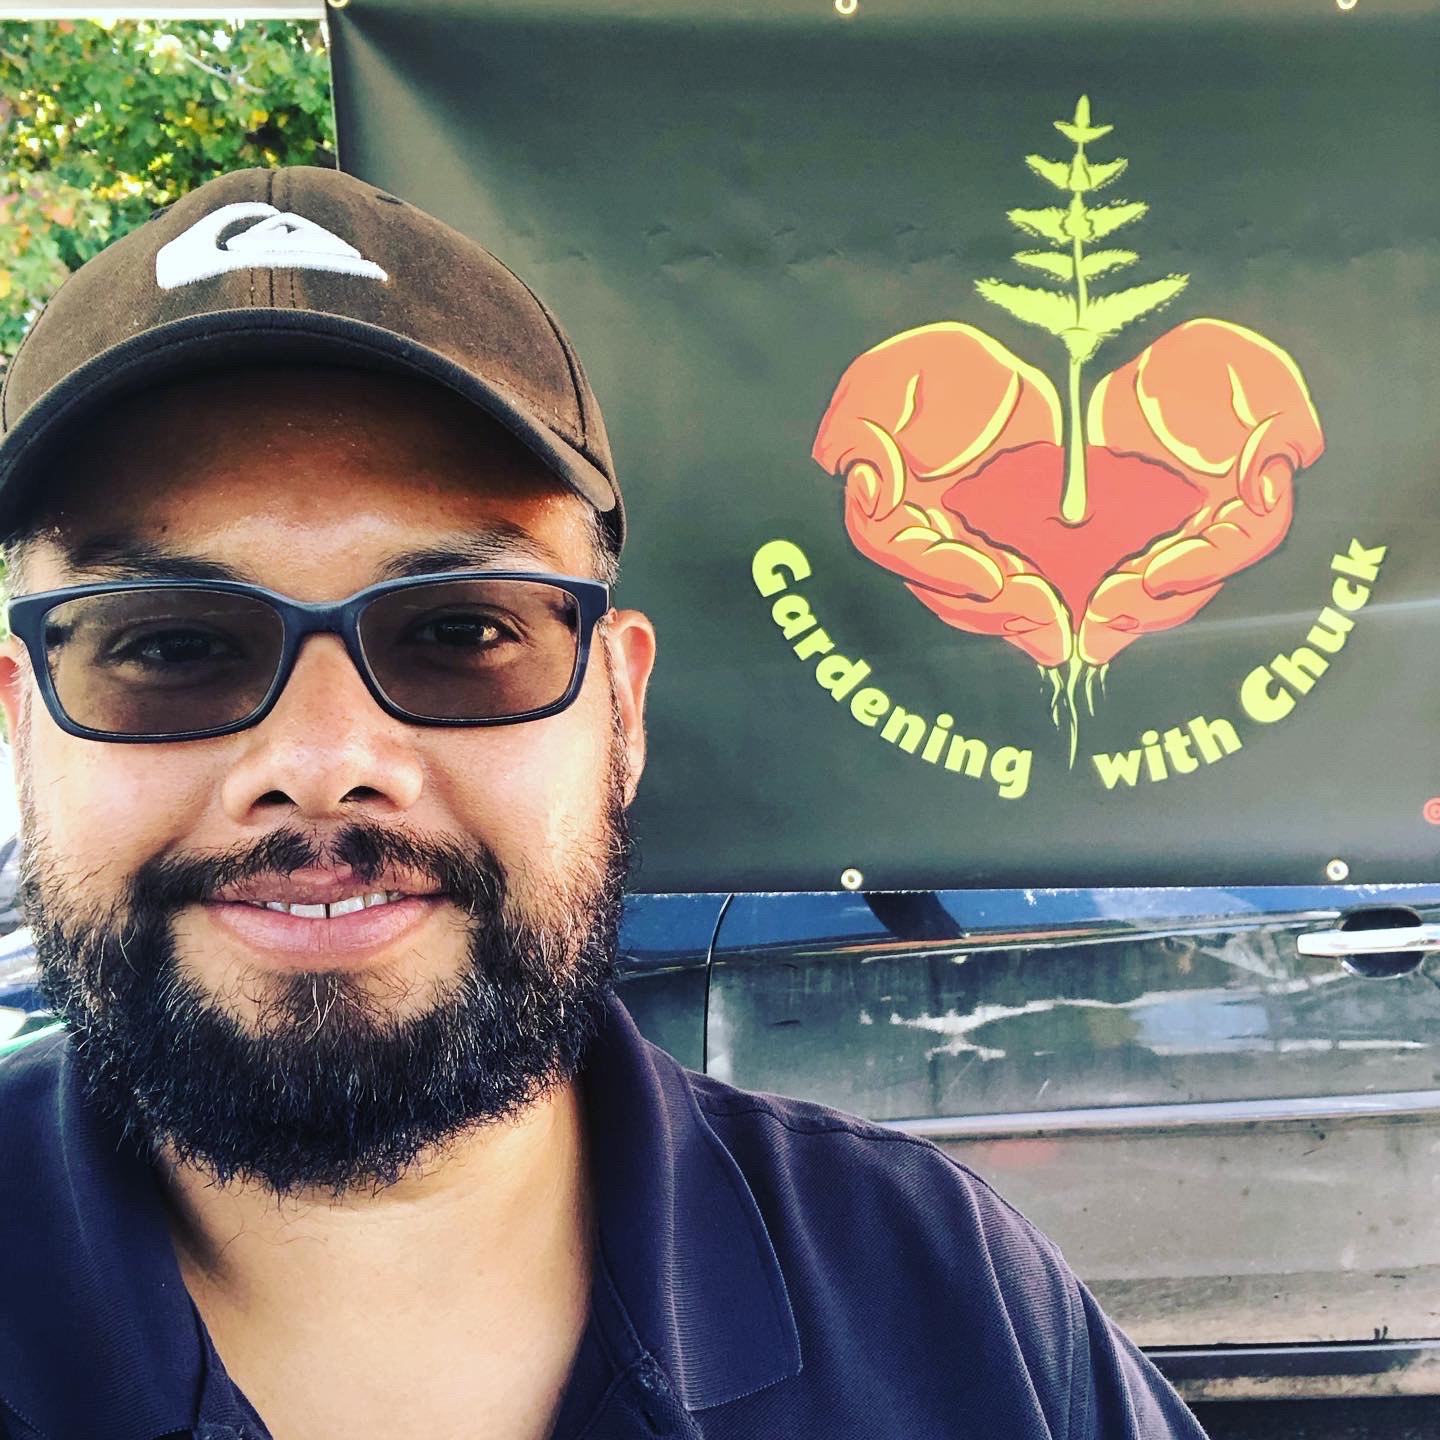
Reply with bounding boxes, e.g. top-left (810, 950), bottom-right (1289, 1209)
top-left (61, 537), bottom-right (253, 584)
top-left (57, 529), bottom-right (569, 587)
top-left (374, 527), bottom-right (568, 580)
